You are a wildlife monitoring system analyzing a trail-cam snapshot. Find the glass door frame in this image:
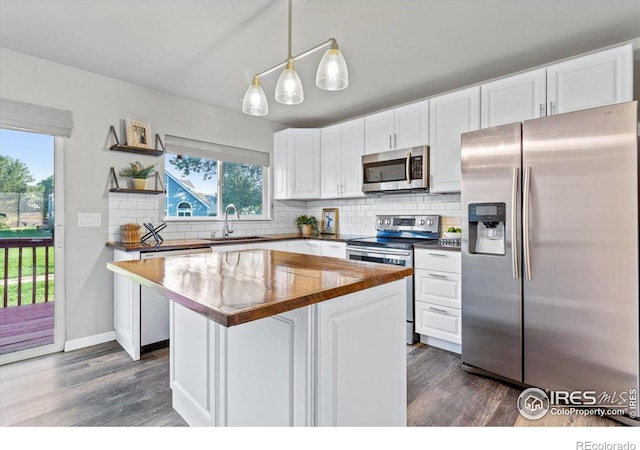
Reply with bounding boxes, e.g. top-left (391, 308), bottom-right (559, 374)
top-left (0, 136), bottom-right (65, 364)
